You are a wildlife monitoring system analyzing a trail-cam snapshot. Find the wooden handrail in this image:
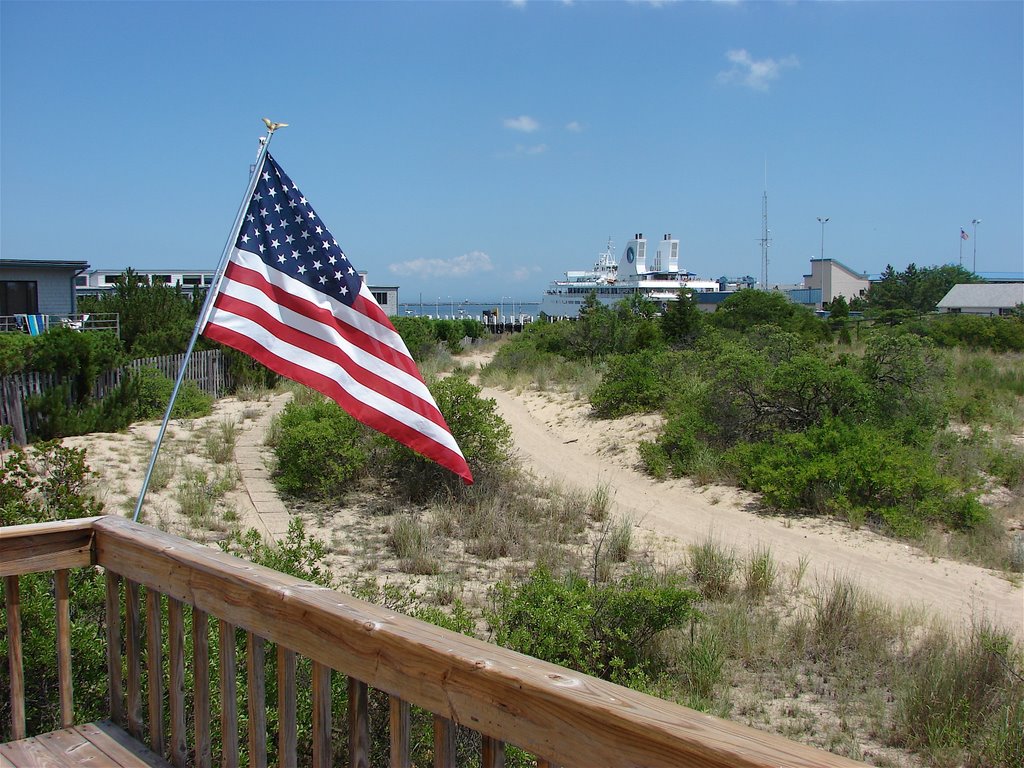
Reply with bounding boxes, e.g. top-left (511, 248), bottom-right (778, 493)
top-left (3, 516), bottom-right (866, 768)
